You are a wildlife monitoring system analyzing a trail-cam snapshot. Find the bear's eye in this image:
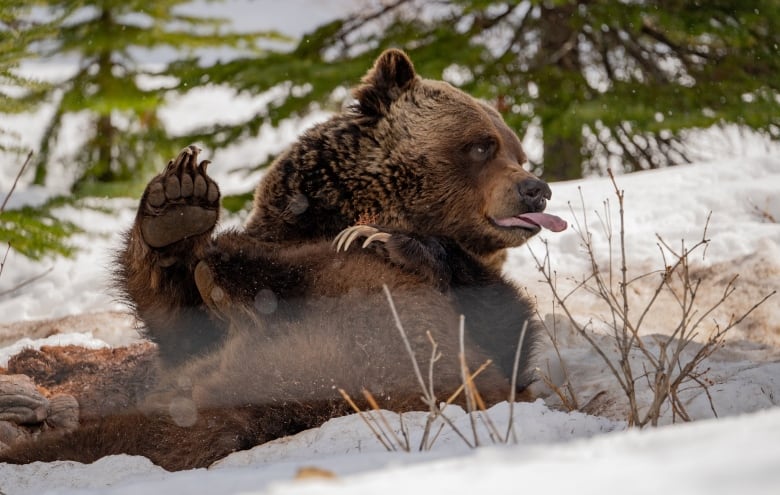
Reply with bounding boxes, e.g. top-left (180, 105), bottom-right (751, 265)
top-left (468, 141), bottom-right (495, 162)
